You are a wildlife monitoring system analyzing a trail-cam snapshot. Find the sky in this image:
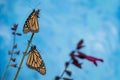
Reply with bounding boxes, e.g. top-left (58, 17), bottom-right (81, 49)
top-left (0, 0), bottom-right (120, 80)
